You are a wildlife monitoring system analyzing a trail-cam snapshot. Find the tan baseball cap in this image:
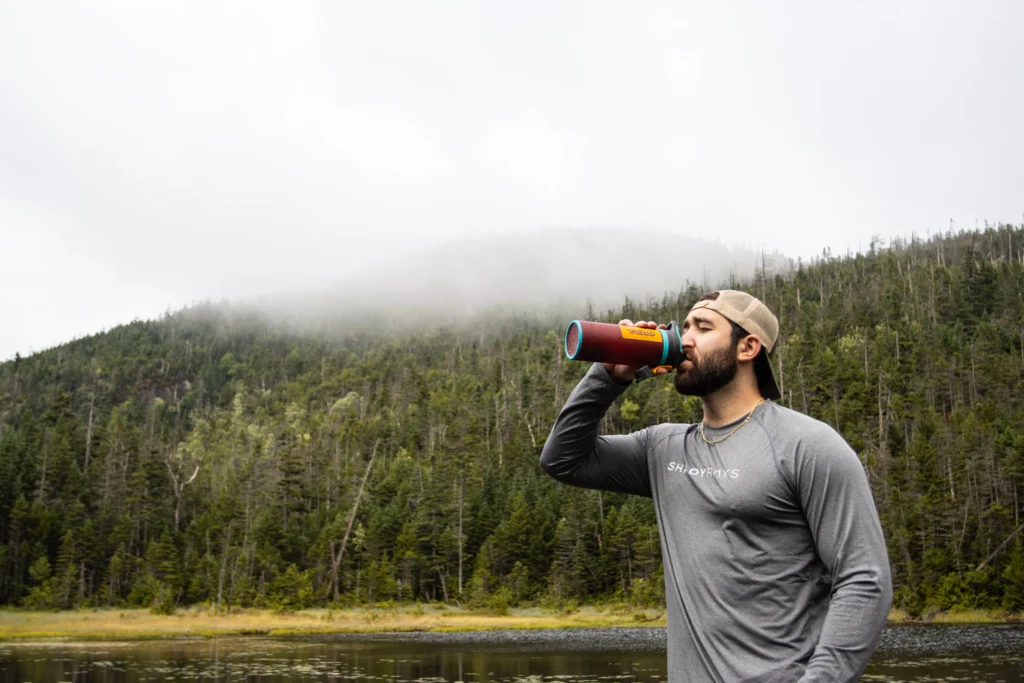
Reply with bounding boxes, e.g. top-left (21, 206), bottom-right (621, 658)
top-left (689, 290), bottom-right (781, 400)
